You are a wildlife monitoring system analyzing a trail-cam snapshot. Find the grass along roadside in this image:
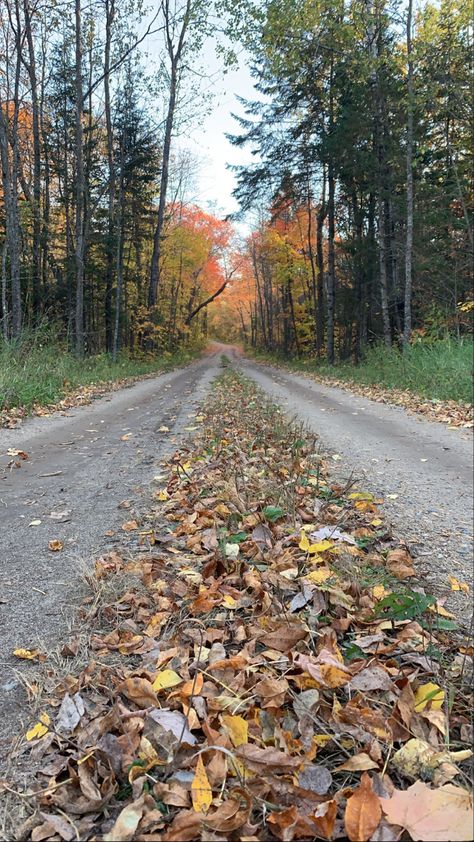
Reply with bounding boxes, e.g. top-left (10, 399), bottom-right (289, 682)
top-left (0, 335), bottom-right (201, 427)
top-left (250, 338), bottom-right (474, 427)
top-left (2, 367), bottom-right (472, 841)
